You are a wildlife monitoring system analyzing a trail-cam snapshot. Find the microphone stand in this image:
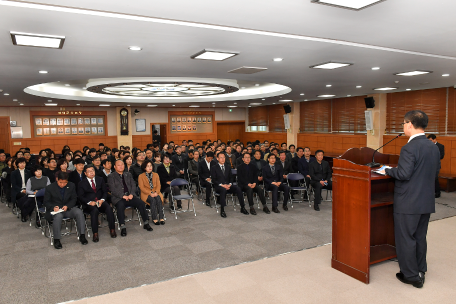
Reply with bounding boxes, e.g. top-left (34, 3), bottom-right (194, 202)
top-left (366, 134), bottom-right (403, 168)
